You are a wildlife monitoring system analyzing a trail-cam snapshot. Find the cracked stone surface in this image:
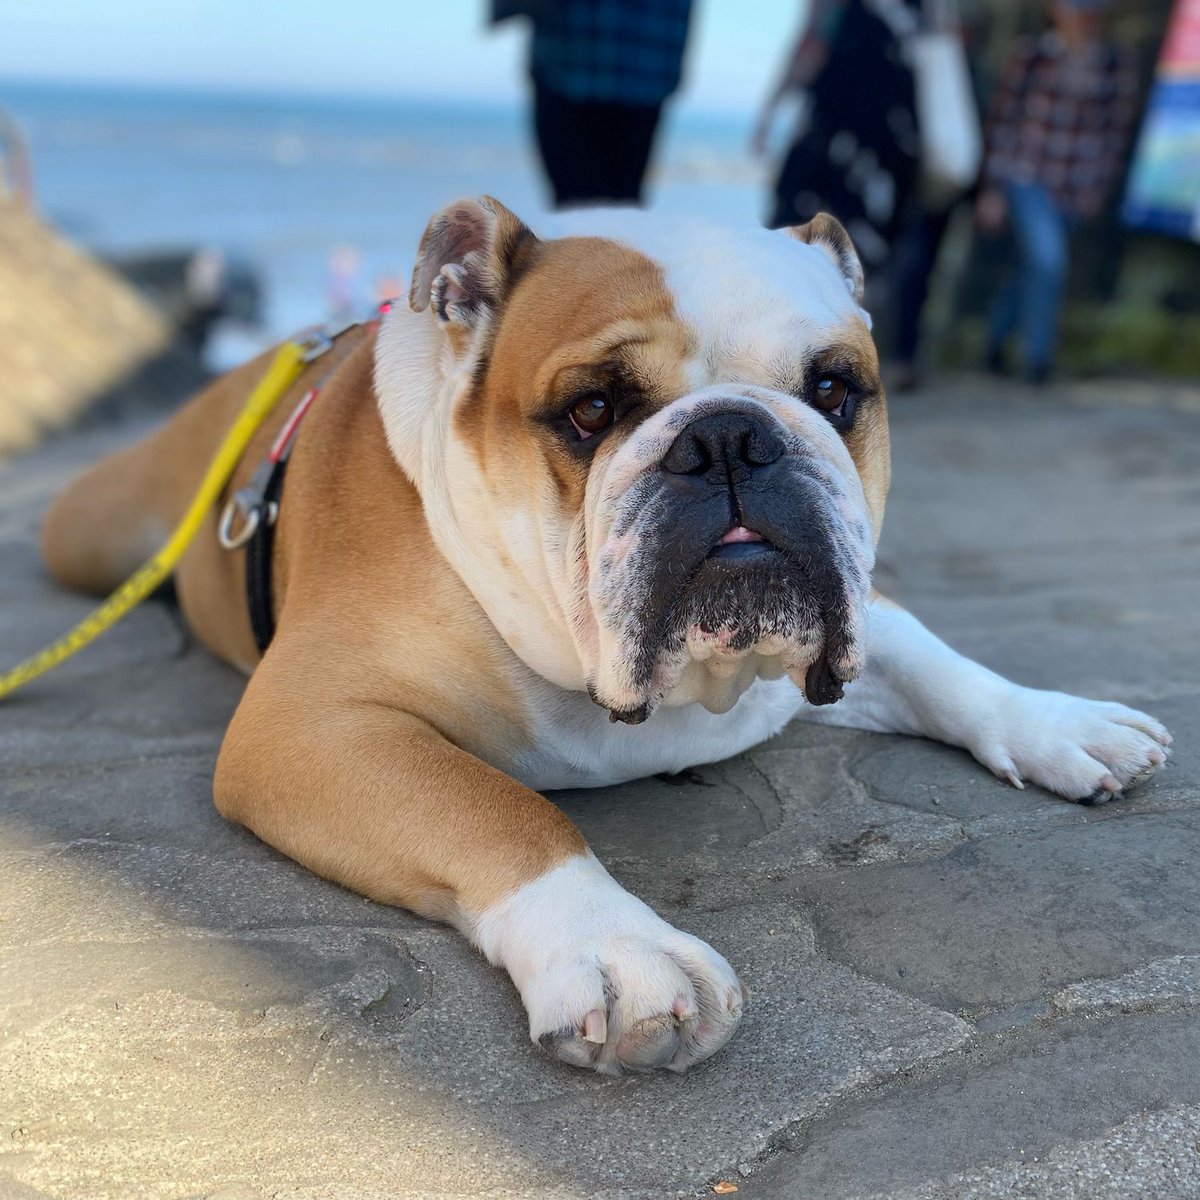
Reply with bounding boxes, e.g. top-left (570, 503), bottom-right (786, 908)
top-left (1050, 954), bottom-right (1200, 1016)
top-left (741, 1013), bottom-right (1200, 1200)
top-left (863, 1105), bottom-right (1200, 1200)
top-left (1, 378), bottom-right (1198, 1198)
